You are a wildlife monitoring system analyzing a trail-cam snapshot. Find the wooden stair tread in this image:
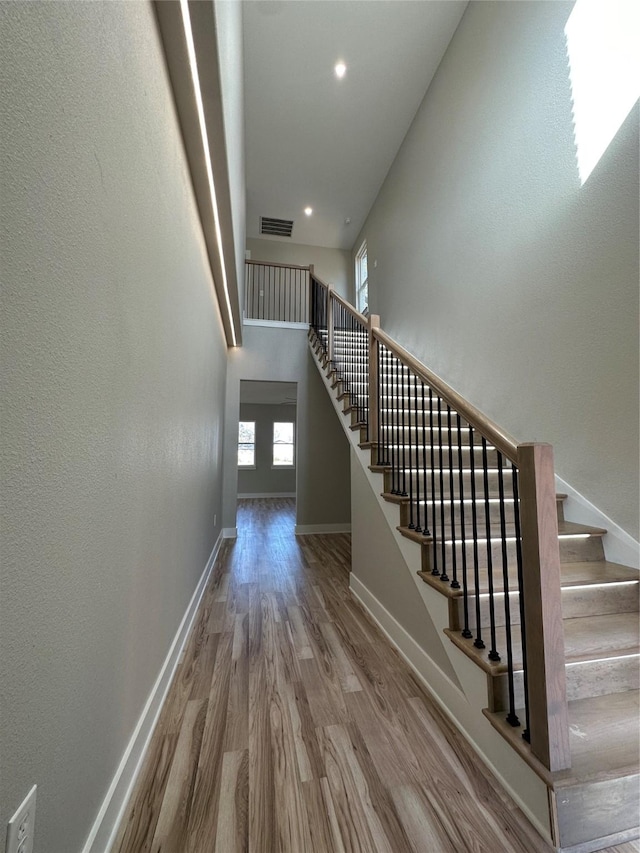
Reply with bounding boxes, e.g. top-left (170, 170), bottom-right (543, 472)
top-left (562, 612), bottom-right (640, 661)
top-left (557, 520), bottom-right (607, 536)
top-left (559, 561), bottom-right (640, 585)
top-left (445, 612), bottom-right (639, 675)
top-left (381, 491), bottom-right (410, 503)
top-left (419, 560), bottom-right (639, 599)
top-left (485, 690), bottom-right (640, 788)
